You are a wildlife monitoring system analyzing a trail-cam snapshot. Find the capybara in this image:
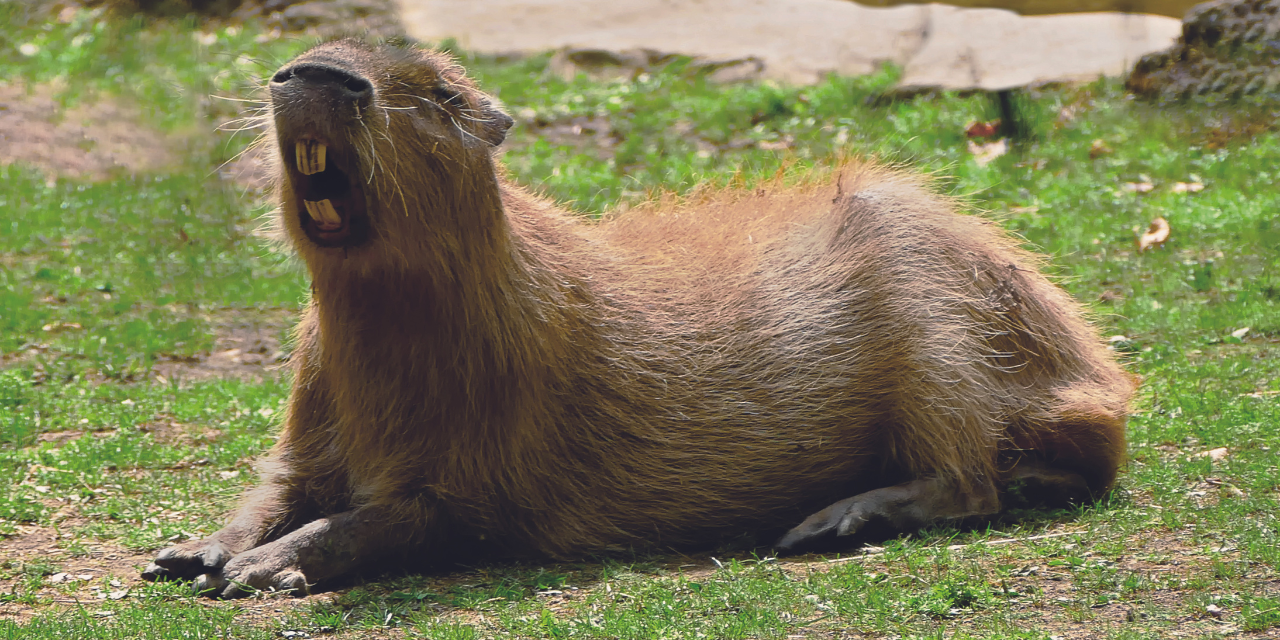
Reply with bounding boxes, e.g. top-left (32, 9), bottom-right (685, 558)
top-left (142, 38), bottom-right (1134, 597)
